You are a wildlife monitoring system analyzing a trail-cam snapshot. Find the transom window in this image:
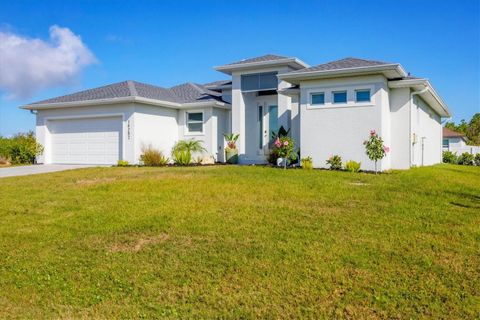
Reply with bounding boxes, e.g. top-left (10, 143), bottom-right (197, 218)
top-left (241, 72), bottom-right (278, 92)
top-left (333, 91), bottom-right (347, 104)
top-left (311, 92), bottom-right (325, 105)
top-left (356, 89), bottom-right (371, 102)
top-left (186, 112), bottom-right (203, 133)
